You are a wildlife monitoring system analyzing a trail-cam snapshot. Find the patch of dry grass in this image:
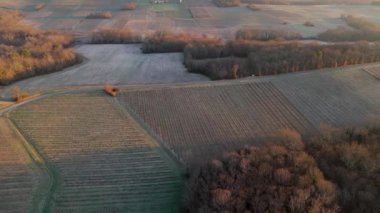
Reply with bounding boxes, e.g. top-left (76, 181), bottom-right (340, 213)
top-left (86, 11), bottom-right (113, 19)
